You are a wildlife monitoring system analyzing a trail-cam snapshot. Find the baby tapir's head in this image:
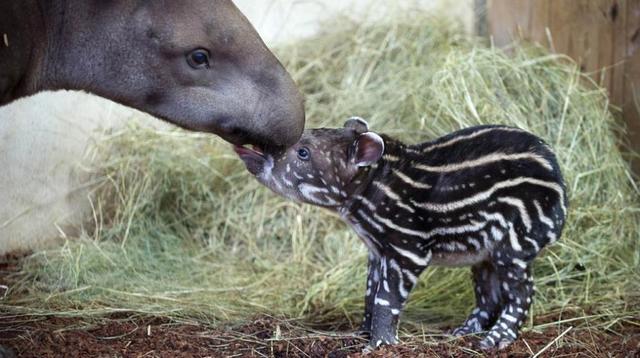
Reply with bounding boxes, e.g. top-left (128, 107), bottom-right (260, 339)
top-left (234, 117), bottom-right (384, 207)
